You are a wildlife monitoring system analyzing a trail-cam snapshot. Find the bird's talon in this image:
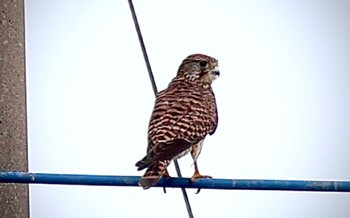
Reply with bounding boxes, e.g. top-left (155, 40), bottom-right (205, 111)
top-left (190, 174), bottom-right (212, 182)
top-left (163, 170), bottom-right (171, 179)
top-left (195, 188), bottom-right (201, 194)
top-left (163, 174), bottom-right (171, 179)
